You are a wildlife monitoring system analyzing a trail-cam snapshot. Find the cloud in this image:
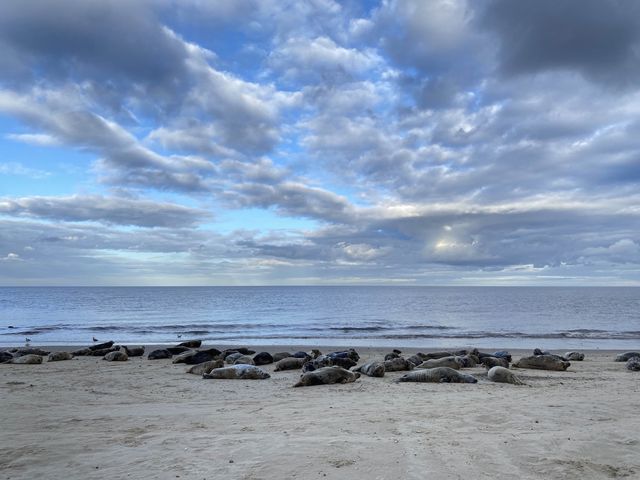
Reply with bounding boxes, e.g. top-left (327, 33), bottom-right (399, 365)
top-left (480, 0), bottom-right (640, 88)
top-left (0, 195), bottom-right (209, 228)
